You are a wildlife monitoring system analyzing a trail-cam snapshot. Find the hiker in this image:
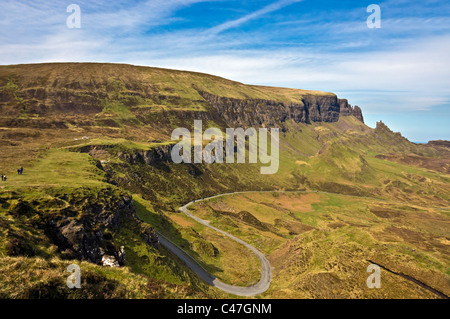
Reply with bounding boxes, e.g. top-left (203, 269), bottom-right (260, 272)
top-left (20, 167), bottom-right (23, 175)
top-left (1, 174), bottom-right (4, 181)
top-left (17, 169), bottom-right (20, 175)
top-left (3, 175), bottom-right (6, 181)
